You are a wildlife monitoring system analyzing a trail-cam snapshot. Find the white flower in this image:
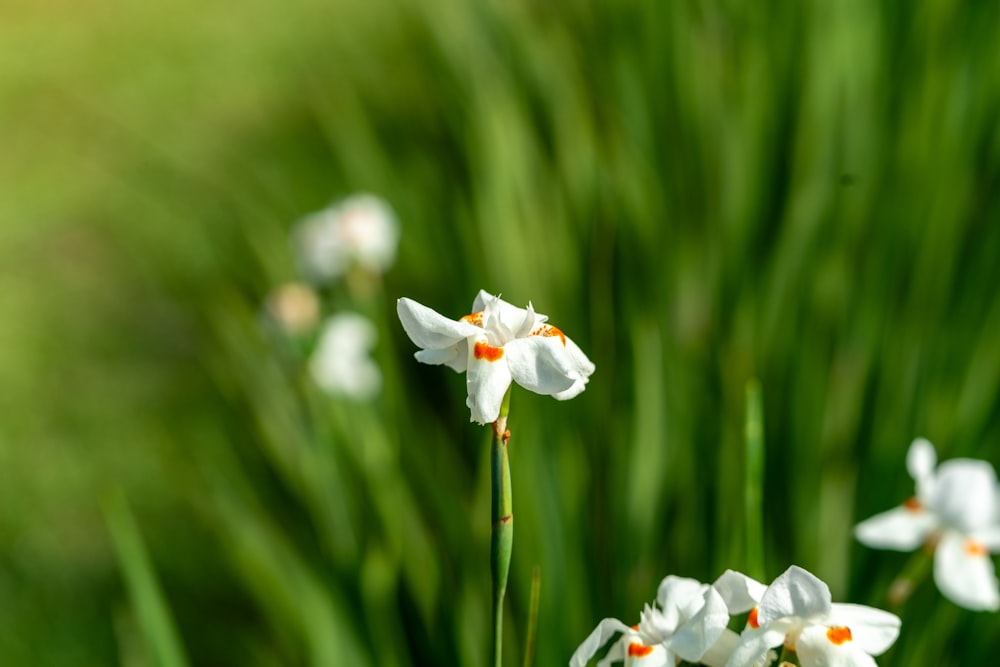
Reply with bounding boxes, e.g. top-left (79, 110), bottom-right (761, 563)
top-left (293, 193), bottom-right (399, 283)
top-left (309, 313), bottom-right (381, 399)
top-left (854, 437), bottom-right (1000, 610)
top-left (397, 290), bottom-right (595, 424)
top-left (570, 575), bottom-right (730, 667)
top-left (714, 566), bottom-right (900, 667)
